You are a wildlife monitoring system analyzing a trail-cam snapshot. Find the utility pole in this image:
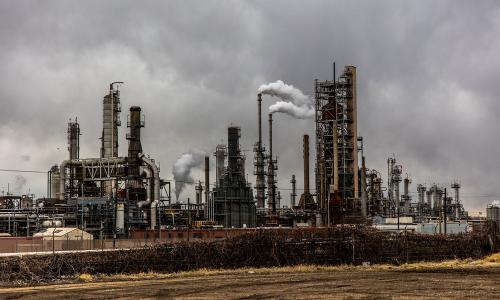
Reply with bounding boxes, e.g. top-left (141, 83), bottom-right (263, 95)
top-left (187, 197), bottom-right (191, 242)
top-left (444, 188), bottom-right (447, 235)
